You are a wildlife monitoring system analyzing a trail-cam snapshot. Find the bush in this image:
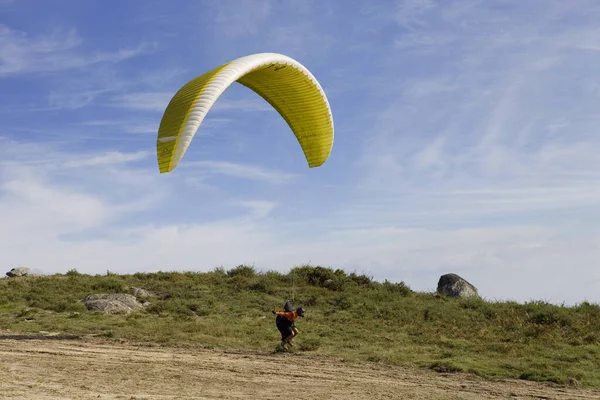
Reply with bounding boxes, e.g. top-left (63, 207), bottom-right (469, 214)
top-left (383, 280), bottom-right (412, 296)
top-left (289, 265), bottom-right (347, 291)
top-left (525, 305), bottom-right (572, 327)
top-left (227, 265), bottom-right (256, 278)
top-left (295, 265), bottom-right (335, 286)
top-left (330, 294), bottom-right (353, 310)
top-left (91, 278), bottom-right (125, 293)
top-left (2, 266), bottom-right (600, 388)
top-left (349, 272), bottom-right (372, 286)
top-left (248, 280), bottom-right (274, 294)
